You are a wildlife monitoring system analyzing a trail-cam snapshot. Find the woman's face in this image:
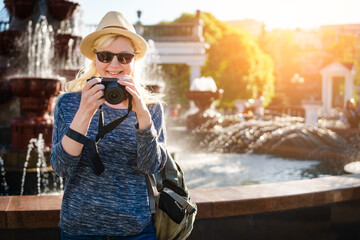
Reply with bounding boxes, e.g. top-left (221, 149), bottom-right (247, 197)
top-left (95, 36), bottom-right (135, 78)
